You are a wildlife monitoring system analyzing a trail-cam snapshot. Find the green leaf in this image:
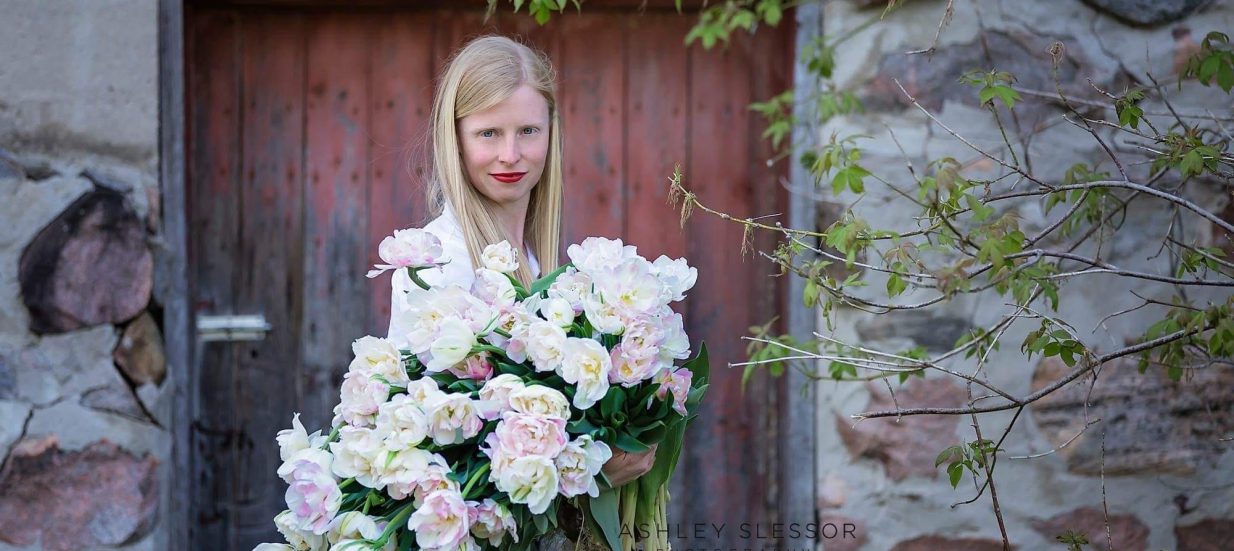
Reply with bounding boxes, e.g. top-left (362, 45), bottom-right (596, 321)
top-left (886, 273), bottom-right (907, 297)
top-left (614, 431), bottom-right (651, 453)
top-left (682, 342), bottom-right (710, 386)
top-left (528, 263), bottom-right (572, 296)
top-left (947, 462), bottom-right (965, 488)
top-left (587, 489), bottom-right (624, 551)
